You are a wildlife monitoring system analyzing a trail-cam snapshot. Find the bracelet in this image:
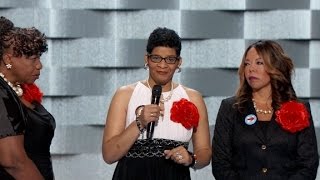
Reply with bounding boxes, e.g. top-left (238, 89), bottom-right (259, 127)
top-left (188, 151), bottom-right (197, 169)
top-left (136, 118), bottom-right (145, 134)
top-left (135, 105), bottom-right (145, 116)
top-left (135, 105), bottom-right (145, 134)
